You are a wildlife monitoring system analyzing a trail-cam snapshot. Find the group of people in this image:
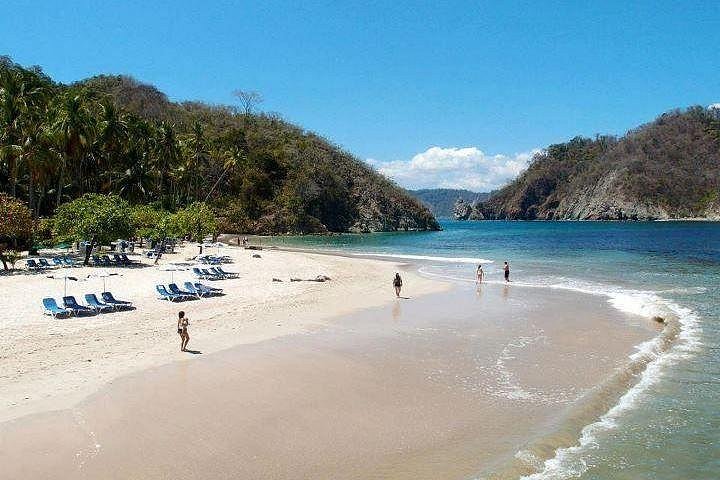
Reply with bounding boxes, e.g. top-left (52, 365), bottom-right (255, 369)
top-left (475, 261), bottom-right (511, 283)
top-left (178, 262), bottom-right (514, 351)
top-left (391, 260), bottom-right (511, 299)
